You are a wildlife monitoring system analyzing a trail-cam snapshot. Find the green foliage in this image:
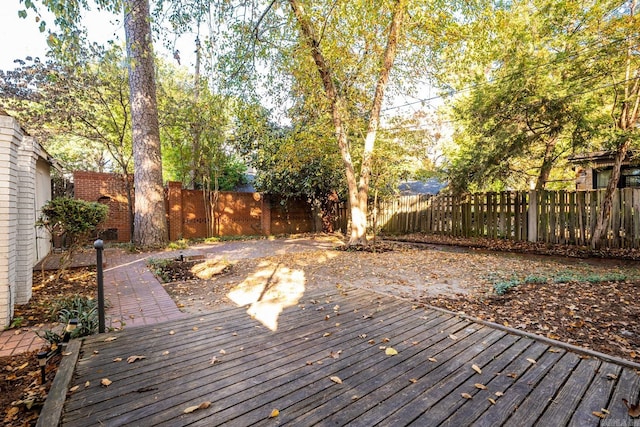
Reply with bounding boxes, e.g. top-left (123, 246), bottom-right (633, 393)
top-left (39, 295), bottom-right (100, 344)
top-left (9, 316), bottom-right (24, 329)
top-left (493, 270), bottom-right (631, 295)
top-left (147, 258), bottom-right (173, 283)
top-left (493, 279), bottom-right (521, 296)
top-left (38, 197), bottom-right (109, 246)
top-left (167, 239), bottom-right (189, 250)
